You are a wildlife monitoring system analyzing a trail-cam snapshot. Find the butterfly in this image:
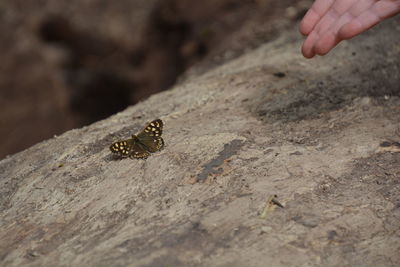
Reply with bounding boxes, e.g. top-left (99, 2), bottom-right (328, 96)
top-left (110, 119), bottom-right (164, 159)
